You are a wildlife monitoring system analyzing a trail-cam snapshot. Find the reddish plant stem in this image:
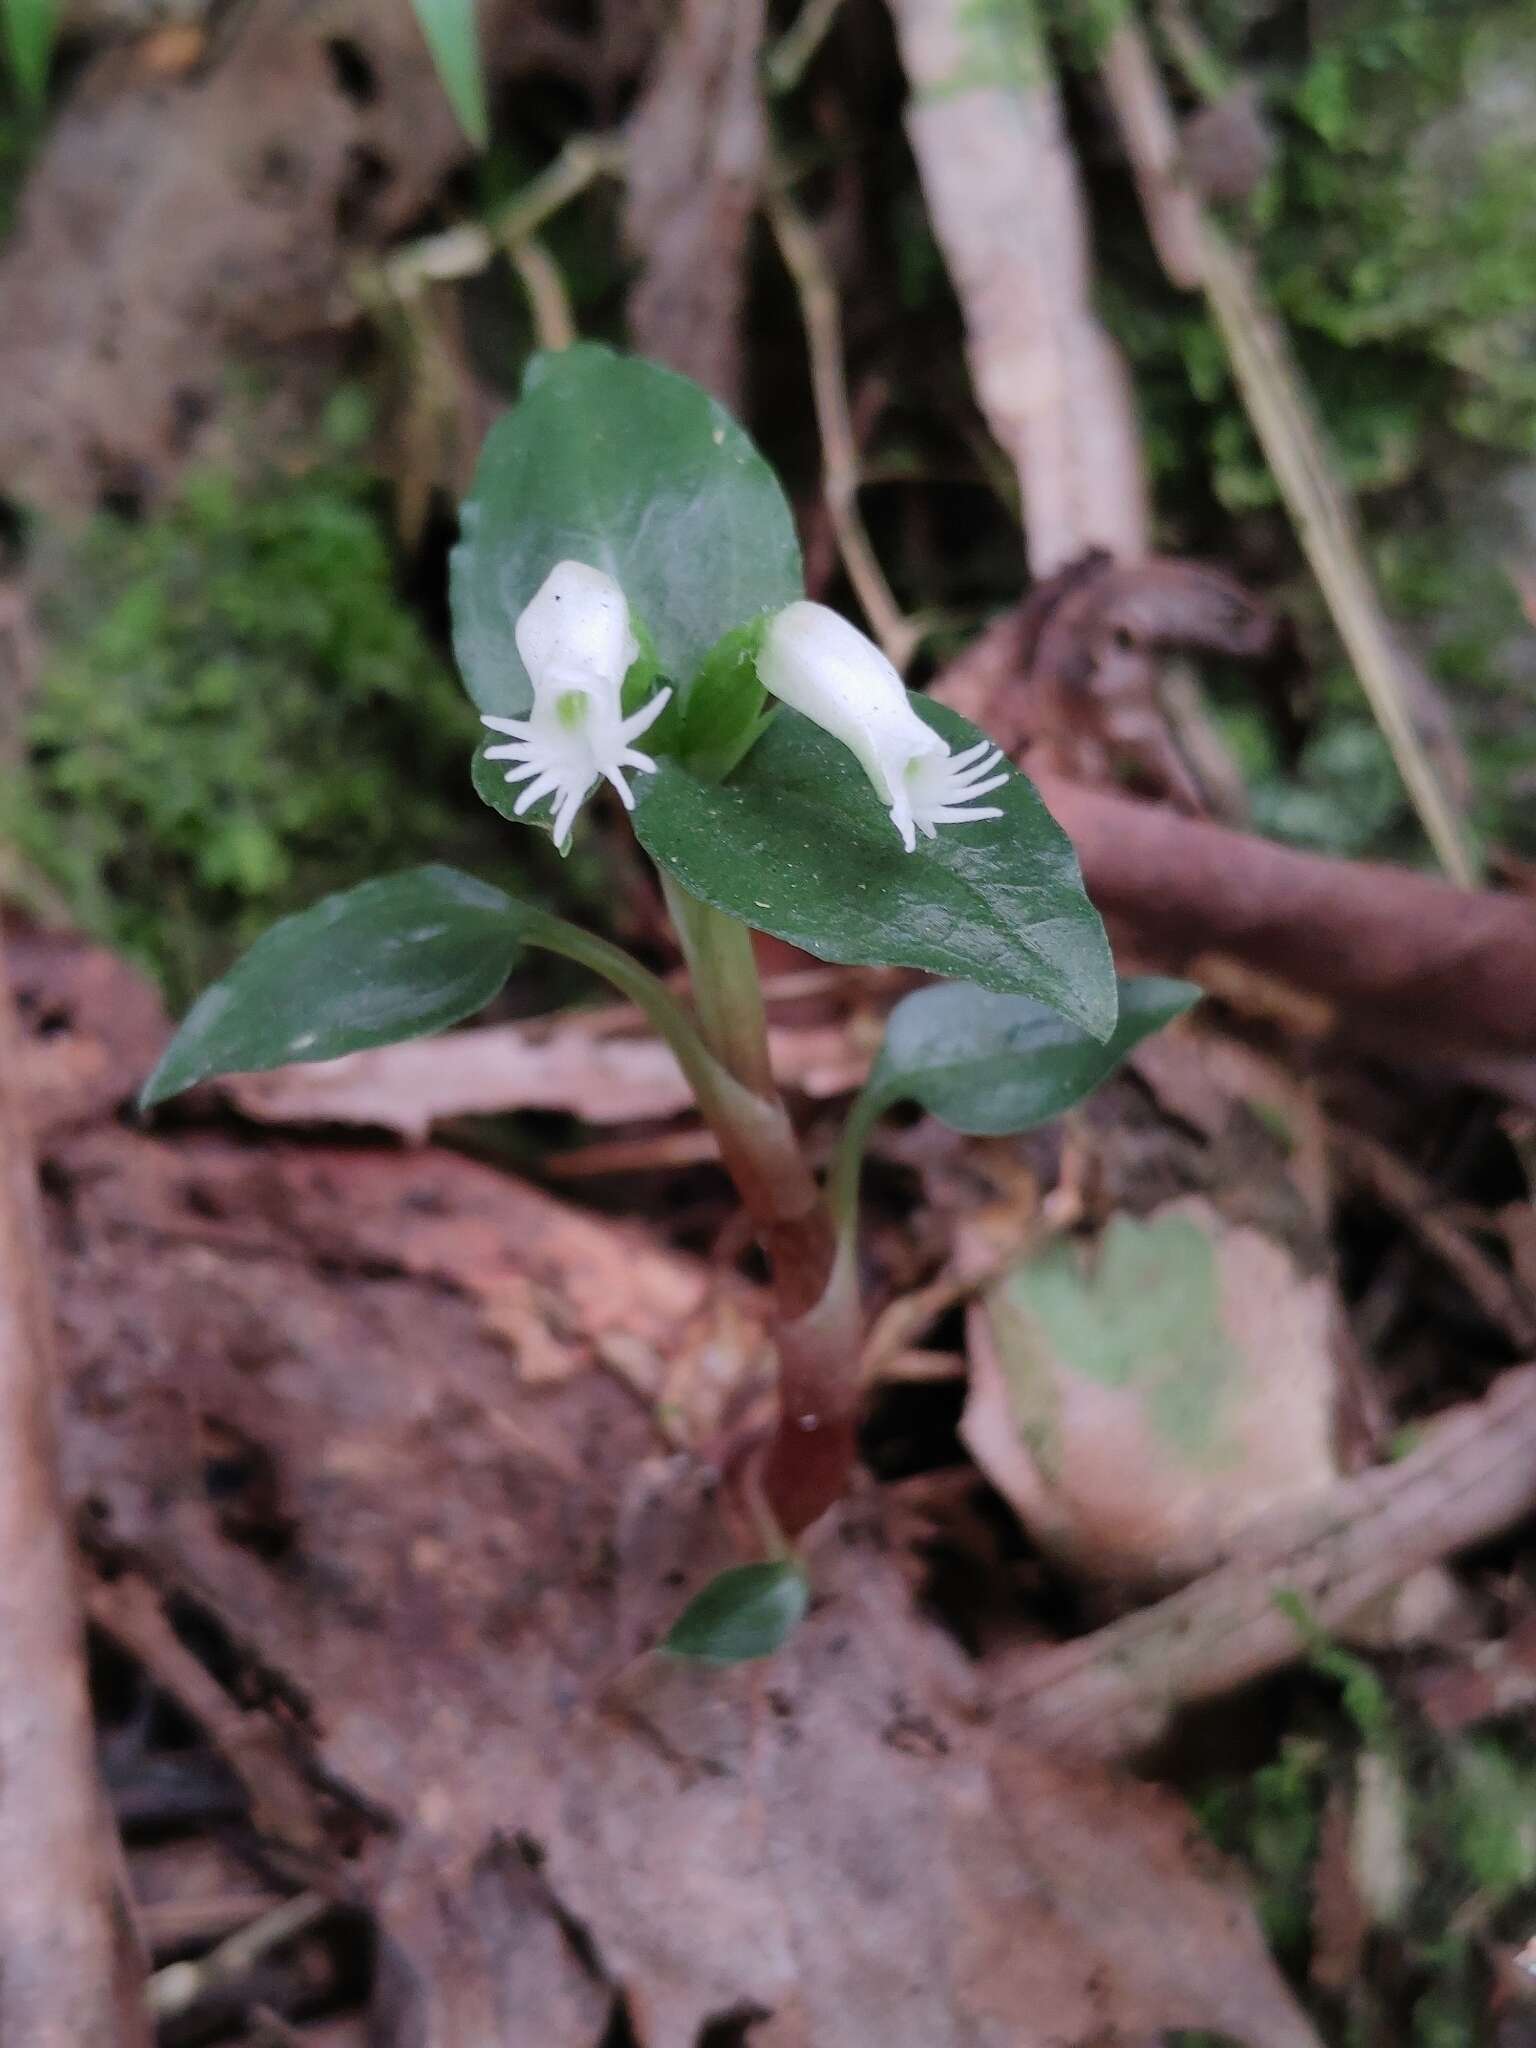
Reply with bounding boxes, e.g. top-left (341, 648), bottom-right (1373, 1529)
top-left (666, 881), bottom-right (864, 1536)
top-left (711, 1099), bottom-right (864, 1536)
